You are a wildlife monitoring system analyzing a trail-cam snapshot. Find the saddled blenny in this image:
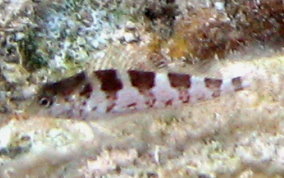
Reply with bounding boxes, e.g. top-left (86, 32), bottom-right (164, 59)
top-left (27, 69), bottom-right (249, 120)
